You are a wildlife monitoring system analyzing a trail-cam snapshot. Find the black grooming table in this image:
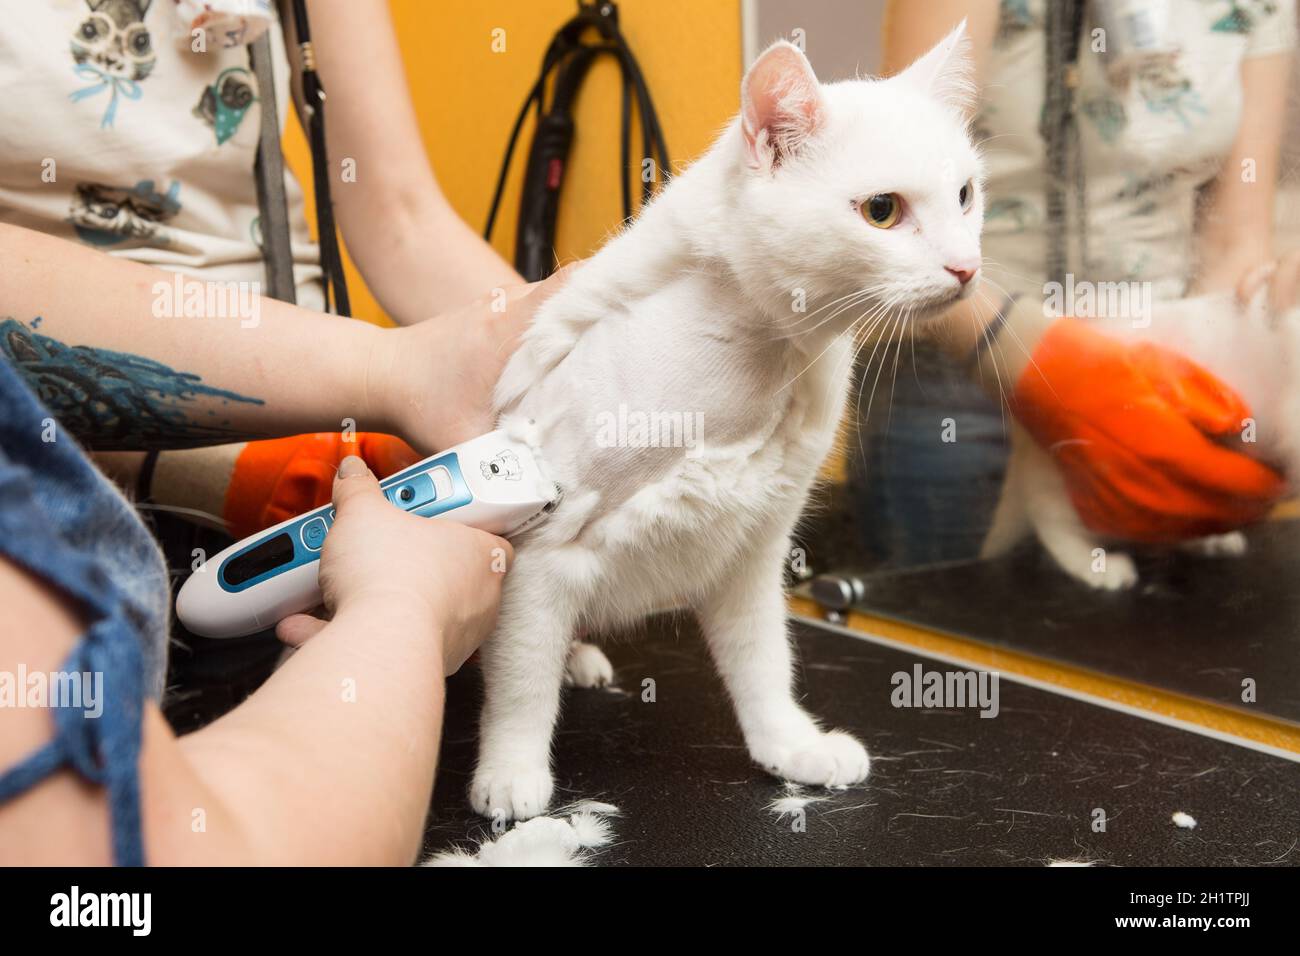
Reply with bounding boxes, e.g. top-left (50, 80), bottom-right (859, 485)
top-left (837, 519), bottom-right (1300, 725)
top-left (422, 617), bottom-right (1300, 866)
